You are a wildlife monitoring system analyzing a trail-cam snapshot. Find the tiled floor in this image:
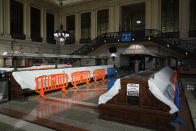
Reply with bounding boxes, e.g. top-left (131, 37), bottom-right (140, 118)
top-left (0, 74), bottom-right (195, 131)
top-left (181, 76), bottom-right (196, 128)
top-left (0, 80), bottom-right (153, 131)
